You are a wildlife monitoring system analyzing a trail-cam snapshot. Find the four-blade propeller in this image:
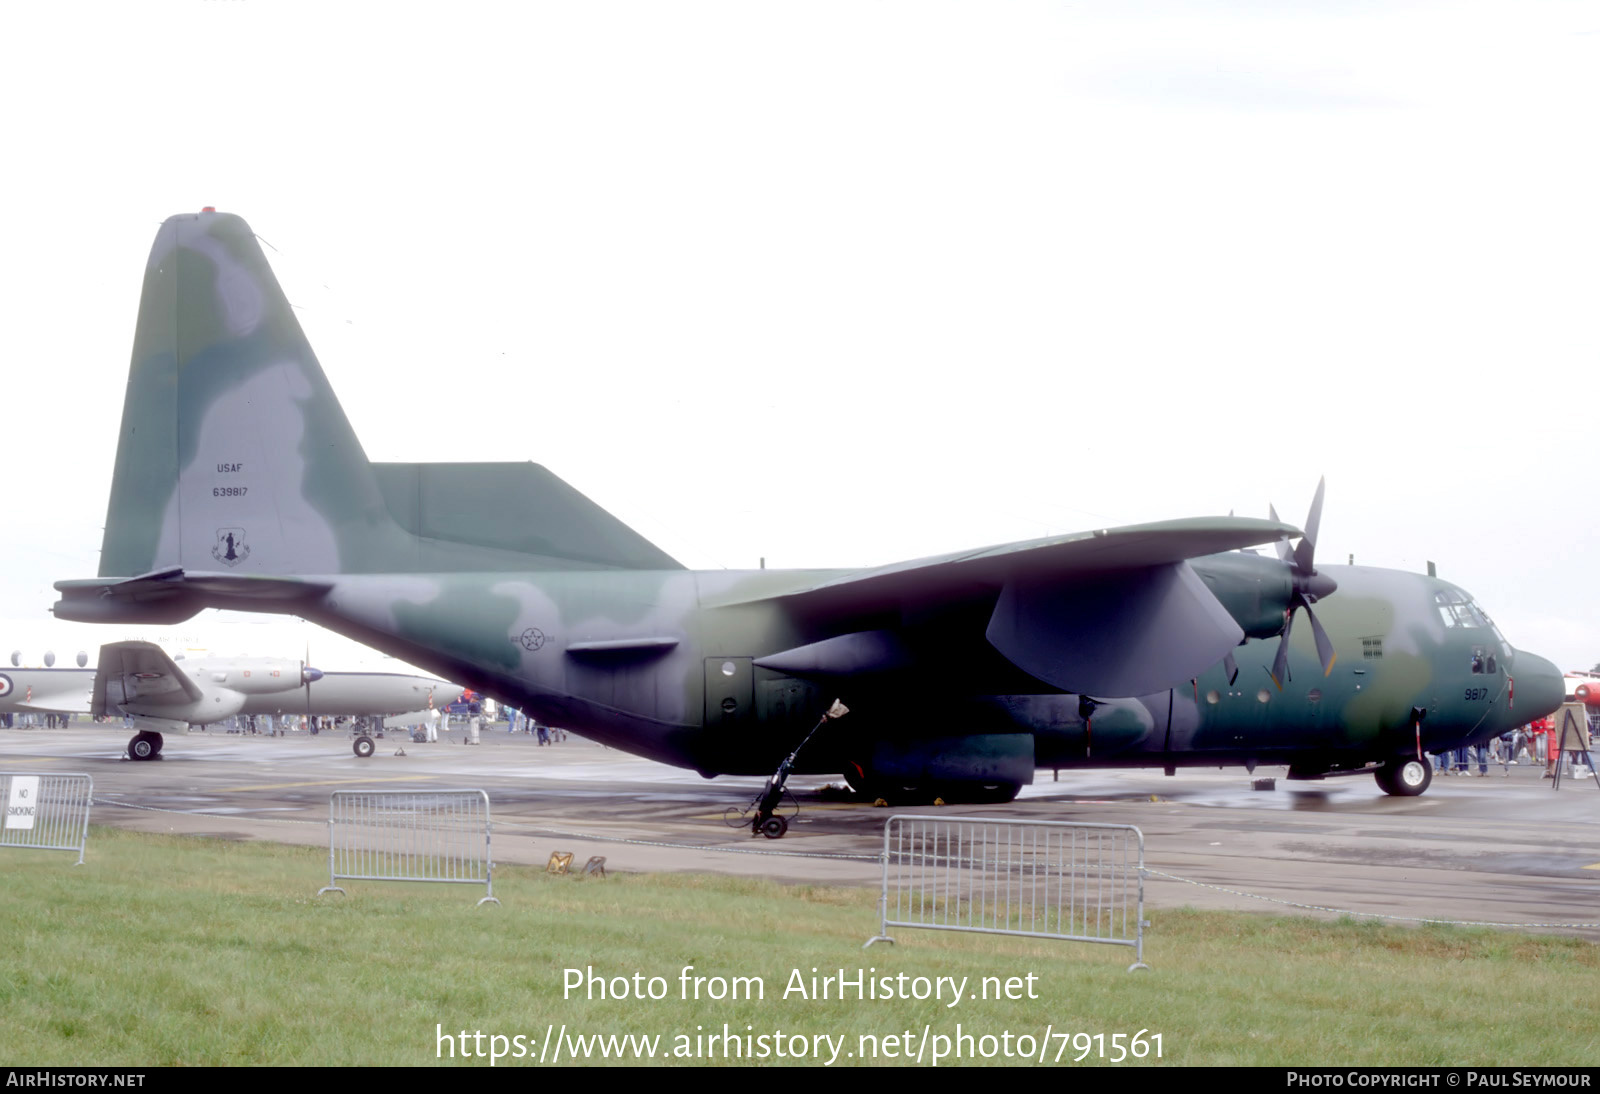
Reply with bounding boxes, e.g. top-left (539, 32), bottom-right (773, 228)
top-left (1267, 478), bottom-right (1338, 689)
